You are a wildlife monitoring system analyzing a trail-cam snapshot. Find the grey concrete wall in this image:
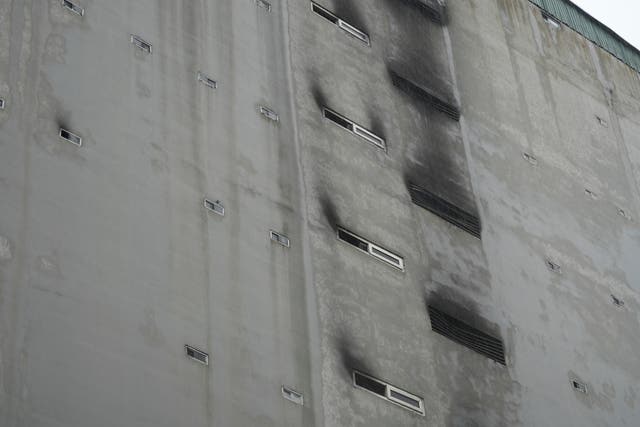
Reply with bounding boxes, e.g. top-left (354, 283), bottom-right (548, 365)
top-left (1, 0), bottom-right (639, 426)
